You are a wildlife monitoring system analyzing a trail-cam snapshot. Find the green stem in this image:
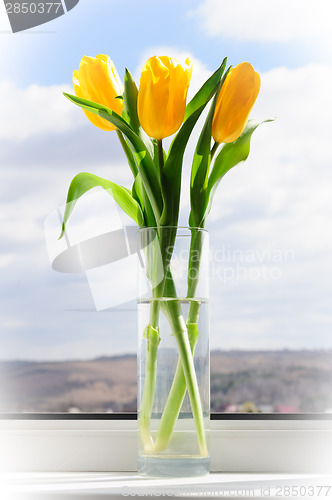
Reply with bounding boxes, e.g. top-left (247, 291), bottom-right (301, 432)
top-left (154, 320), bottom-right (199, 453)
top-left (210, 140), bottom-right (219, 161)
top-left (165, 299), bottom-right (208, 457)
top-left (187, 229), bottom-right (204, 299)
top-left (138, 295), bottom-right (162, 453)
top-left (138, 231), bottom-right (164, 453)
top-left (187, 299), bottom-right (201, 324)
top-left (138, 323), bottom-right (160, 453)
top-left (154, 230), bottom-right (205, 452)
top-left (116, 129), bottom-right (138, 178)
top-left (138, 227), bottom-right (175, 453)
top-left (157, 139), bottom-right (164, 174)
